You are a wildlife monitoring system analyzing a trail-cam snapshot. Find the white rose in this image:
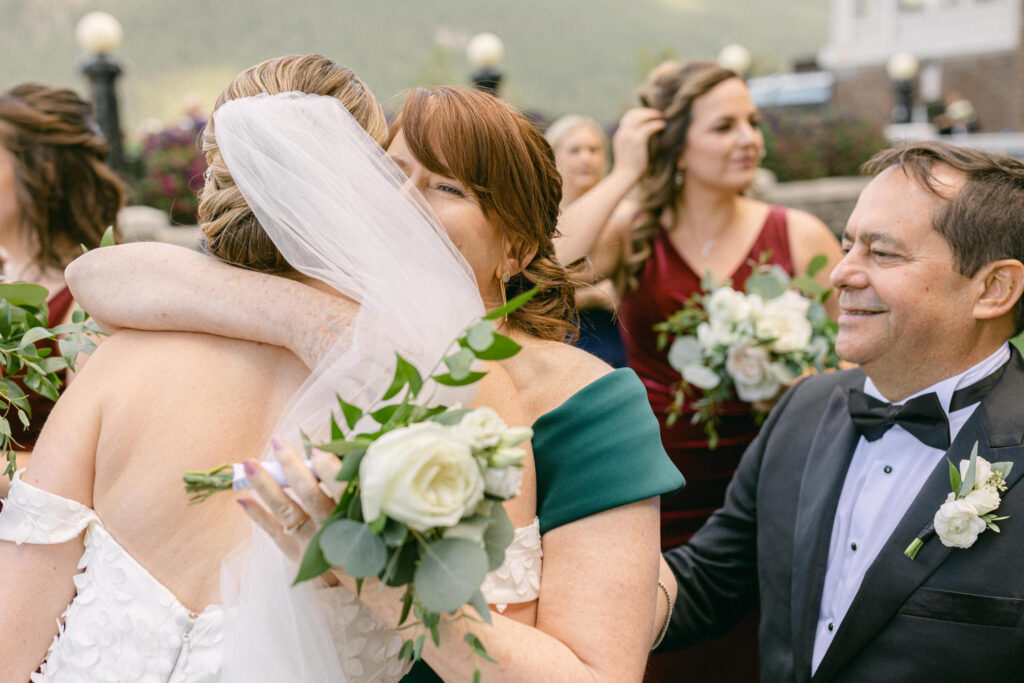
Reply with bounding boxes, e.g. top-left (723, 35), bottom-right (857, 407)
top-left (360, 422), bottom-right (485, 531)
top-left (453, 407), bottom-right (507, 450)
top-left (933, 497), bottom-right (986, 549)
top-left (959, 456), bottom-right (994, 491)
top-left (964, 485), bottom-right (1001, 516)
top-left (682, 364), bottom-right (721, 390)
top-left (705, 287), bottom-right (752, 325)
top-left (697, 320), bottom-right (743, 352)
top-left (755, 291), bottom-right (813, 353)
top-left (483, 466), bottom-right (523, 499)
top-left (725, 342), bottom-right (781, 402)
